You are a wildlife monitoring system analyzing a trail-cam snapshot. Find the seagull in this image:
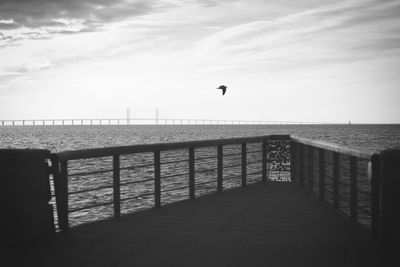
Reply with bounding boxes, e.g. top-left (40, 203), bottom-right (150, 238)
top-left (216, 85), bottom-right (227, 95)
